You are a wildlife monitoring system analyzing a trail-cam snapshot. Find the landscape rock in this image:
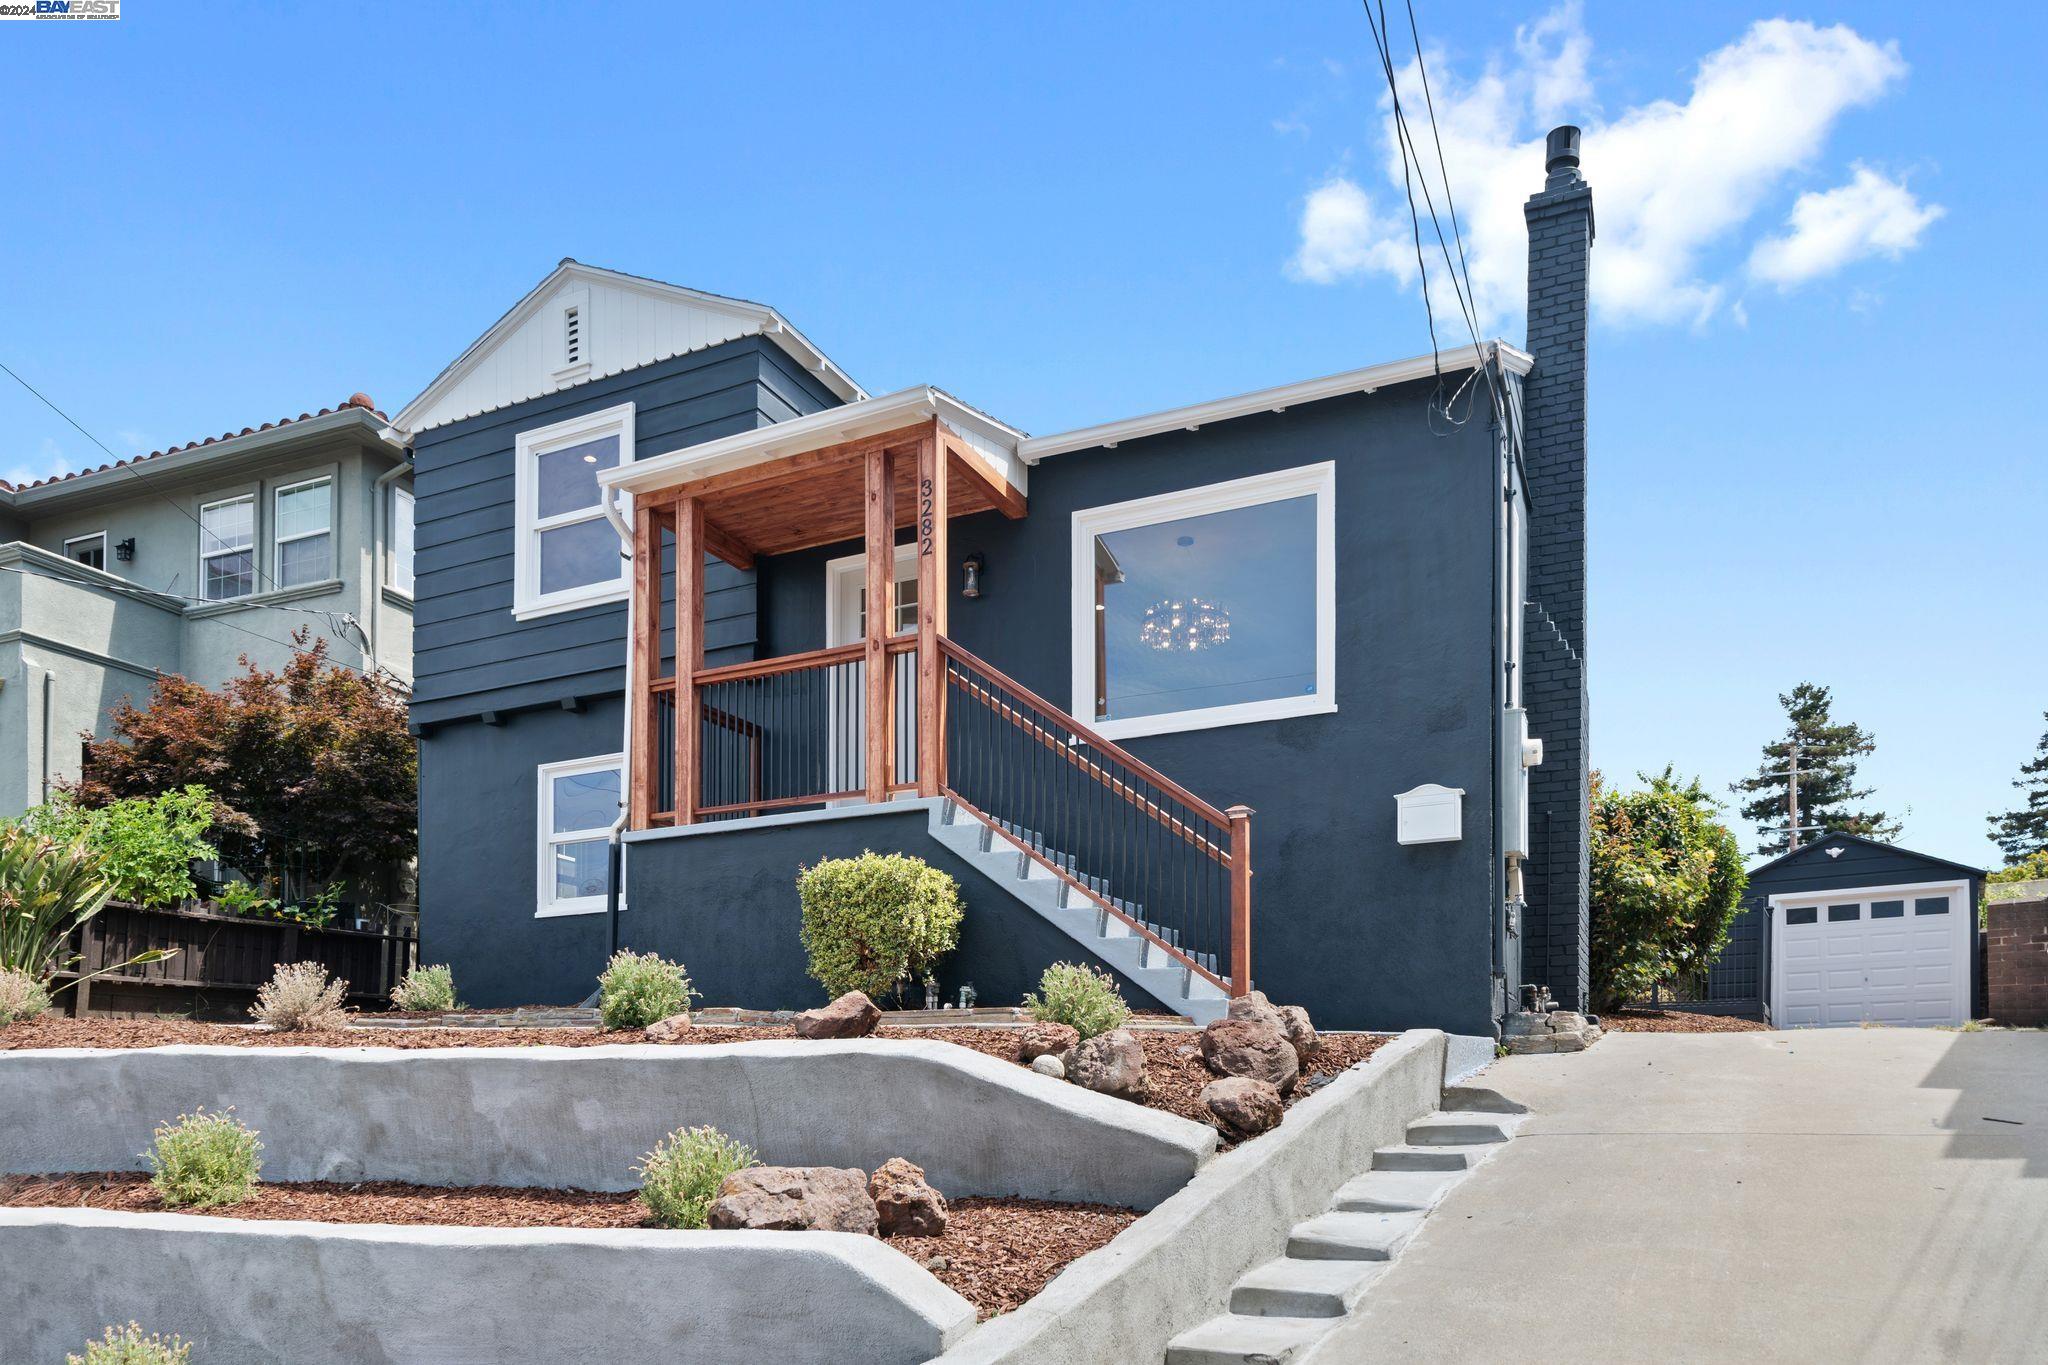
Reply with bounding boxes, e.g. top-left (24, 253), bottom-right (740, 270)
top-left (1275, 1005), bottom-right (1321, 1063)
top-left (1548, 1010), bottom-right (1587, 1033)
top-left (1226, 990), bottom-right (1285, 1031)
top-left (1016, 1021), bottom-right (1080, 1062)
top-left (643, 1011), bottom-right (692, 1042)
top-left (1552, 1030), bottom-right (1588, 1053)
top-left (869, 1157), bottom-right (948, 1237)
top-left (1504, 1033), bottom-right (1557, 1055)
top-left (707, 1166), bottom-right (878, 1234)
top-left (792, 991), bottom-right (881, 1040)
top-left (1064, 1029), bottom-right (1148, 1100)
top-left (1505, 1012), bottom-right (1553, 1037)
top-left (1200, 1015), bottom-right (1300, 1095)
top-left (1029, 1054), bottom-right (1066, 1080)
top-left (1201, 1075), bottom-right (1285, 1139)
